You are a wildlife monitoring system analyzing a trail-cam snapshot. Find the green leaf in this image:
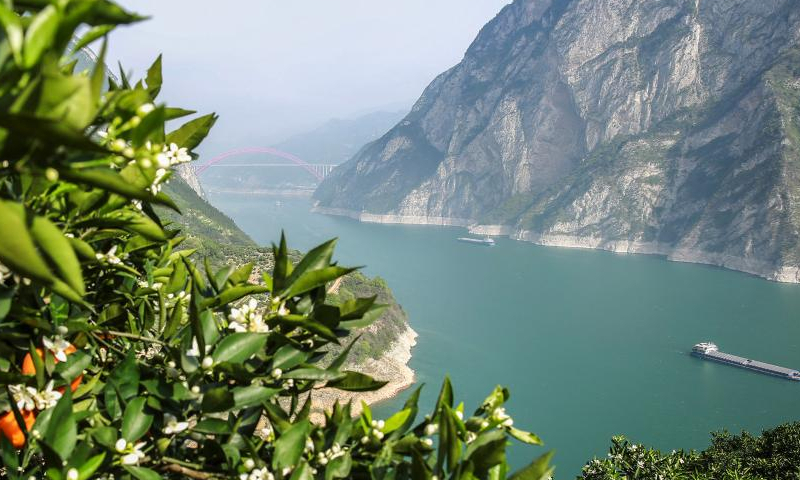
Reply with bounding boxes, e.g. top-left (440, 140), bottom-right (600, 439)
top-left (77, 452), bottom-right (106, 480)
top-left (289, 461), bottom-right (314, 480)
top-left (55, 350), bottom-right (91, 384)
top-left (0, 112), bottom-right (105, 151)
top-left (123, 466), bottom-right (163, 480)
top-left (0, 287), bottom-right (13, 321)
top-left (382, 408), bottom-right (411, 434)
top-left (163, 107), bottom-right (196, 121)
top-left (58, 168), bottom-right (179, 211)
top-left (326, 371), bottom-right (387, 392)
top-left (145, 54), bottom-right (162, 96)
top-left (22, 4), bottom-right (59, 68)
top-left (201, 387), bottom-right (234, 413)
top-left (328, 335), bottom-right (360, 371)
top-left (282, 367), bottom-right (345, 382)
top-left (165, 113), bottom-right (217, 151)
top-left (285, 238), bottom-right (337, 285)
top-left (338, 304), bottom-right (387, 330)
top-left (80, 0), bottom-right (145, 26)
top-left (44, 389), bottom-right (76, 462)
top-left (338, 296), bottom-right (377, 320)
top-left (0, 4), bottom-right (23, 65)
top-left (71, 24), bottom-right (114, 52)
top-left (435, 376), bottom-right (454, 414)
top-left (232, 385), bottom-right (279, 408)
top-left (30, 215), bottom-right (85, 295)
top-left (438, 404), bottom-right (461, 474)
top-left (193, 418), bottom-right (230, 434)
top-left (0, 200), bottom-right (54, 284)
top-left (122, 397), bottom-right (153, 442)
top-left (227, 262), bottom-right (253, 285)
top-left (507, 427), bottom-right (542, 445)
top-left (202, 284), bottom-right (270, 309)
top-left (37, 69), bottom-right (94, 130)
top-left (325, 451), bottom-right (352, 480)
top-left (104, 352), bottom-right (139, 418)
top-left (272, 420), bottom-right (312, 471)
top-left (67, 237), bottom-right (95, 260)
top-left (509, 451), bottom-right (554, 480)
top-left (77, 211), bottom-right (168, 241)
top-left (272, 344), bottom-right (310, 370)
top-left (478, 386), bottom-right (509, 415)
top-left (464, 430), bottom-right (507, 476)
top-left (212, 332), bottom-right (267, 364)
top-left (282, 266), bottom-right (355, 299)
